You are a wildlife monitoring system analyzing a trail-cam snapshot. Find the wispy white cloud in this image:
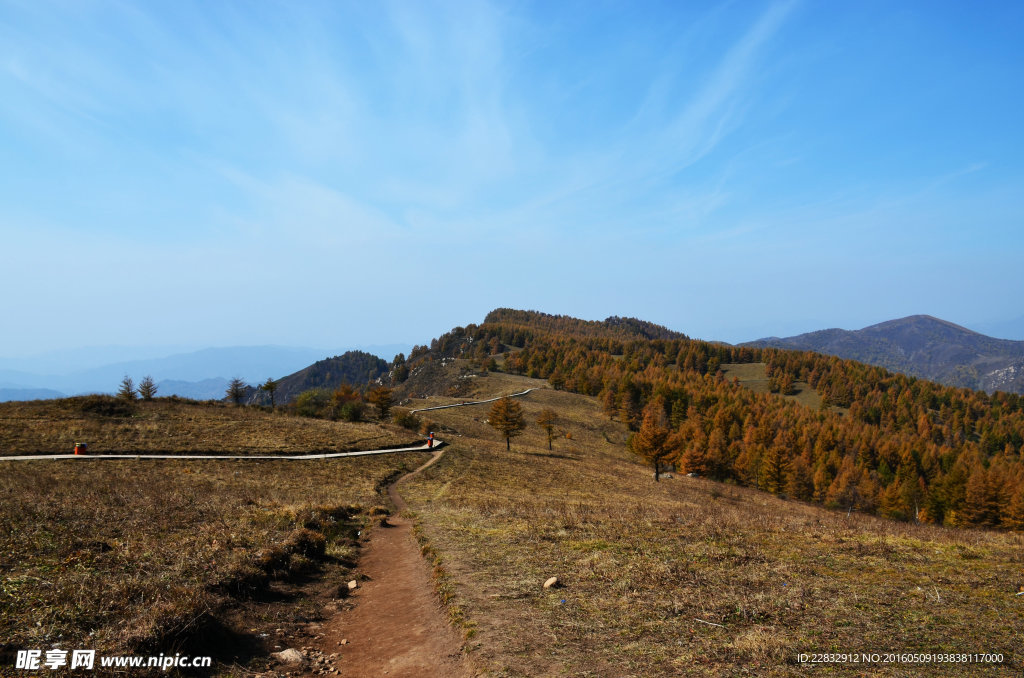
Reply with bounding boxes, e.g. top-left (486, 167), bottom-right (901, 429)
top-left (3, 0), bottom-right (1020, 353)
top-left (464, 1), bottom-right (799, 239)
top-left (216, 168), bottom-right (407, 248)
